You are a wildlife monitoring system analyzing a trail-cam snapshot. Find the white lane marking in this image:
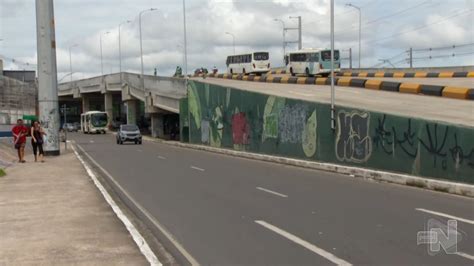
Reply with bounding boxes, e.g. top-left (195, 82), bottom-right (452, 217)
top-left (255, 220), bottom-right (352, 266)
top-left (89, 140), bottom-right (94, 143)
top-left (415, 208), bottom-right (474, 225)
top-left (137, 149), bottom-right (143, 152)
top-left (289, 90), bottom-right (314, 97)
top-left (456, 252), bottom-right (474, 261)
top-left (75, 144), bottom-right (200, 265)
top-left (71, 145), bottom-right (161, 266)
top-left (256, 187), bottom-right (288, 198)
top-left (158, 156), bottom-right (167, 160)
top-left (190, 166), bottom-right (205, 172)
